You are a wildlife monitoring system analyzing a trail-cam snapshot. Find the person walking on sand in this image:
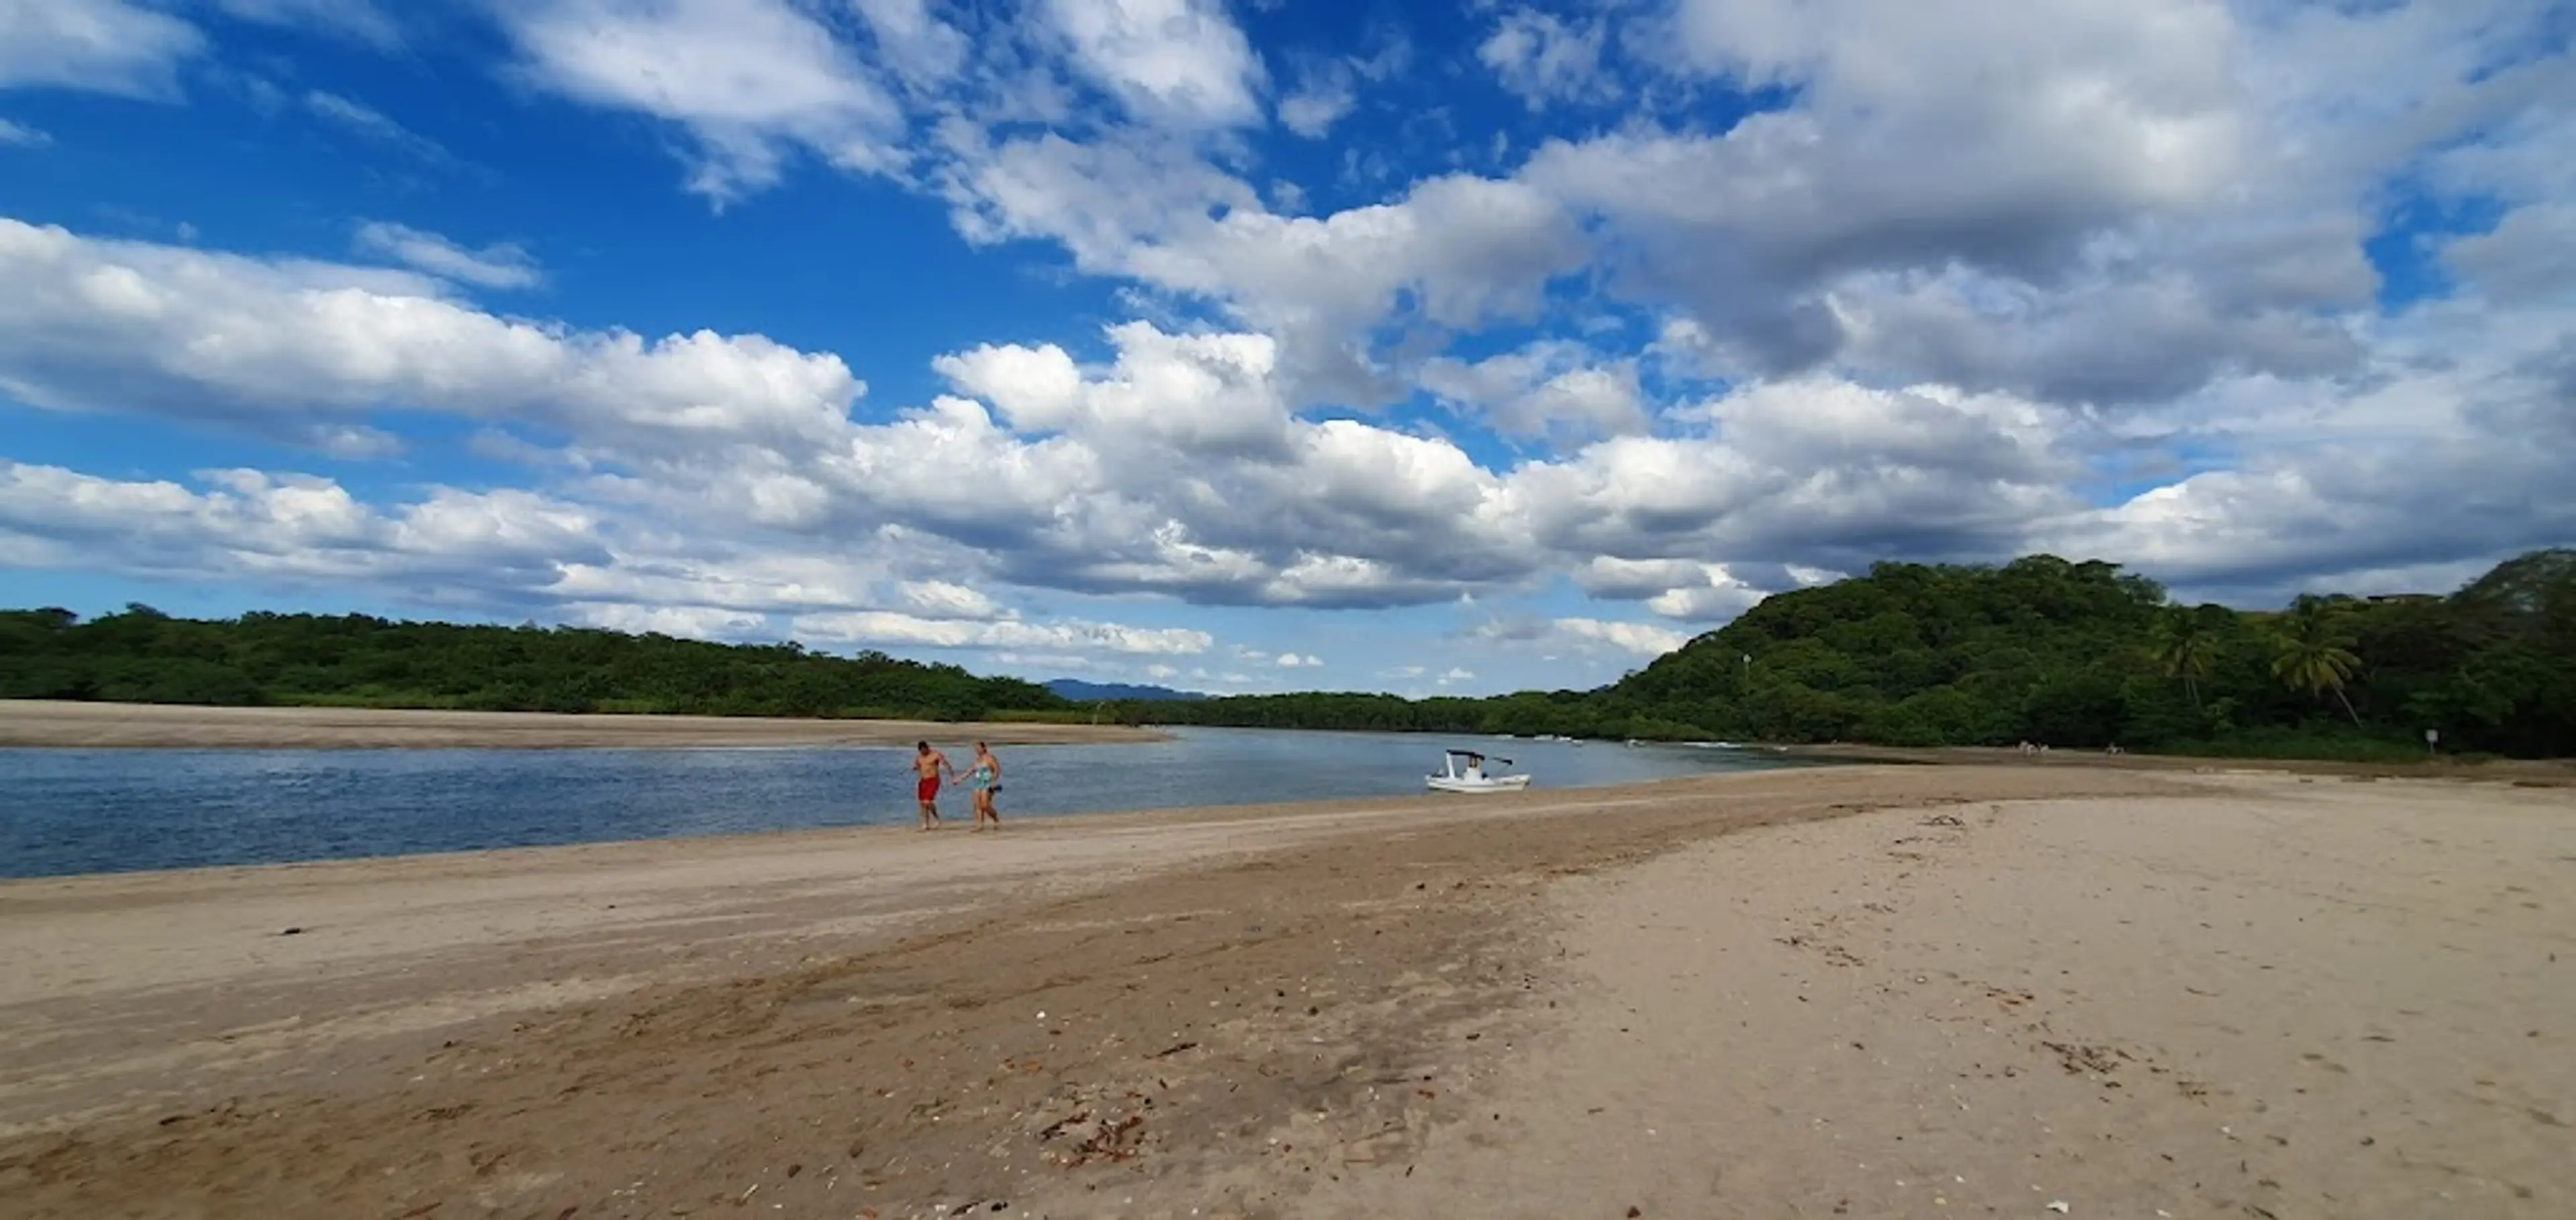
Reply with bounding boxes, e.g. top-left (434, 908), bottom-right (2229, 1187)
top-left (966, 741), bottom-right (1004, 832)
top-left (912, 740), bottom-right (957, 830)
